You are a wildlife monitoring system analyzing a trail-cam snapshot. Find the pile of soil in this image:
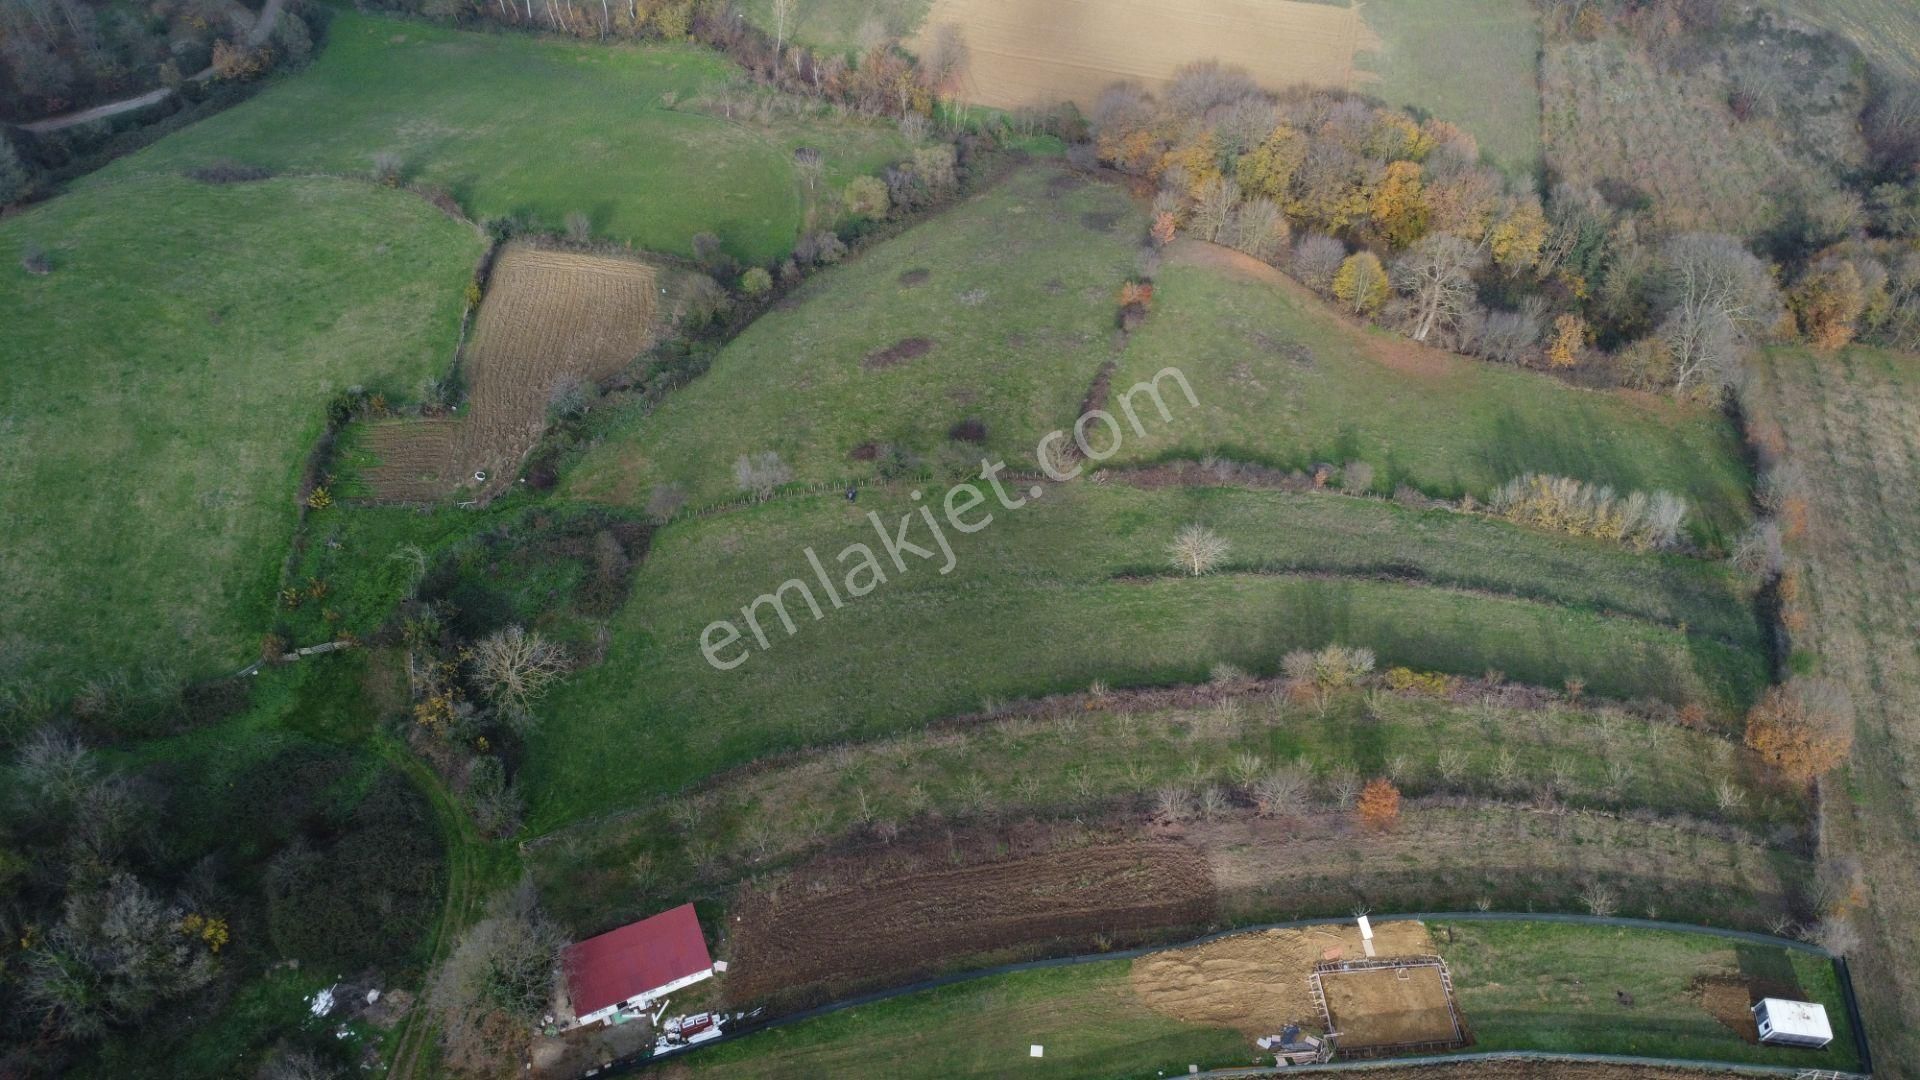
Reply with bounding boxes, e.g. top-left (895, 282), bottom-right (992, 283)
top-left (1128, 921), bottom-right (1436, 1035)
